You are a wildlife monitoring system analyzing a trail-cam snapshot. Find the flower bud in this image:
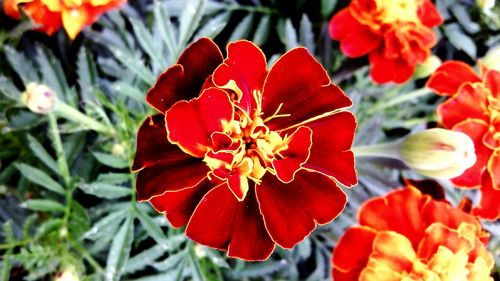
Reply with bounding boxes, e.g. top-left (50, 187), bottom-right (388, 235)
top-left (55, 266), bottom-right (79, 281)
top-left (476, 0), bottom-right (495, 12)
top-left (21, 83), bottom-right (57, 114)
top-left (481, 45), bottom-right (500, 72)
top-left (399, 128), bottom-right (476, 179)
top-left (414, 55), bottom-right (442, 79)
